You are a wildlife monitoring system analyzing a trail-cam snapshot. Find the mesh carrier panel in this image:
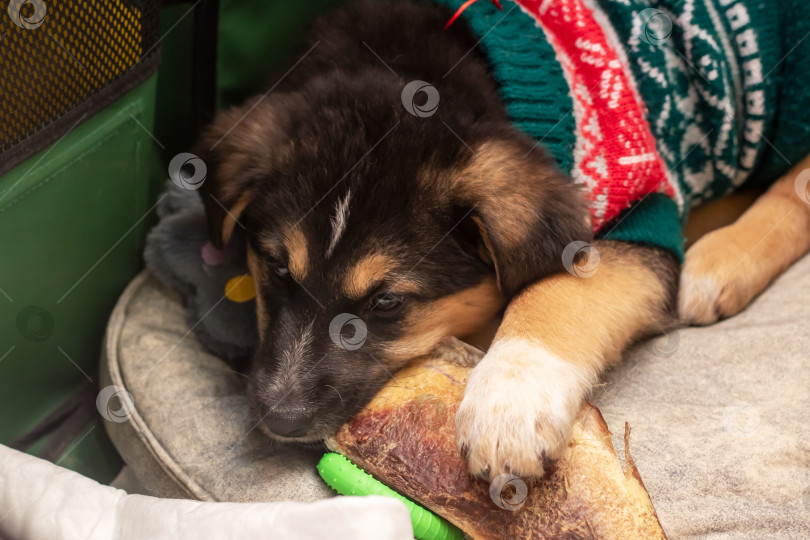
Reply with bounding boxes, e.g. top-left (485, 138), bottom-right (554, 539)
top-left (0, 0), bottom-right (162, 175)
